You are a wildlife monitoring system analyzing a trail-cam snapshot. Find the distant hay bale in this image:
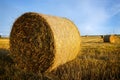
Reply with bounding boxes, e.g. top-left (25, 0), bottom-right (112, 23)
top-left (103, 35), bottom-right (117, 43)
top-left (101, 35), bottom-right (104, 38)
top-left (10, 12), bottom-right (81, 73)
